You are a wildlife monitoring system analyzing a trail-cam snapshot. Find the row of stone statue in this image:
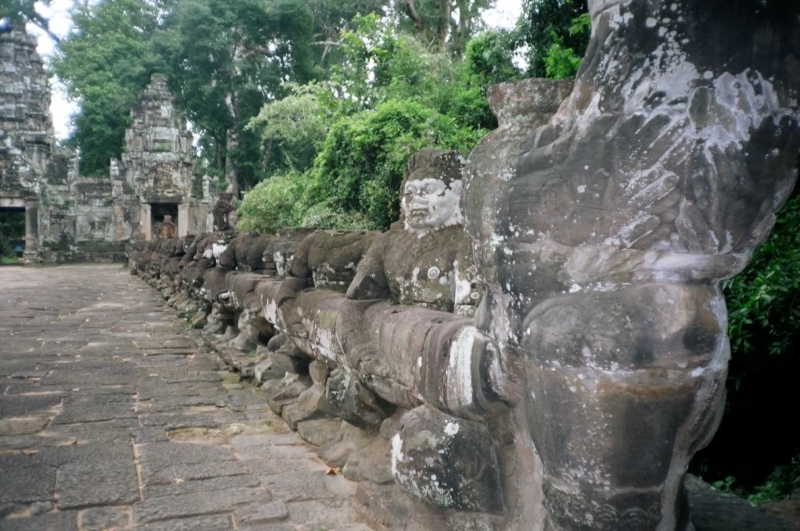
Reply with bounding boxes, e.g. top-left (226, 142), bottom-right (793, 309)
top-left (130, 2), bottom-right (800, 528)
top-left (130, 149), bottom-right (512, 521)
